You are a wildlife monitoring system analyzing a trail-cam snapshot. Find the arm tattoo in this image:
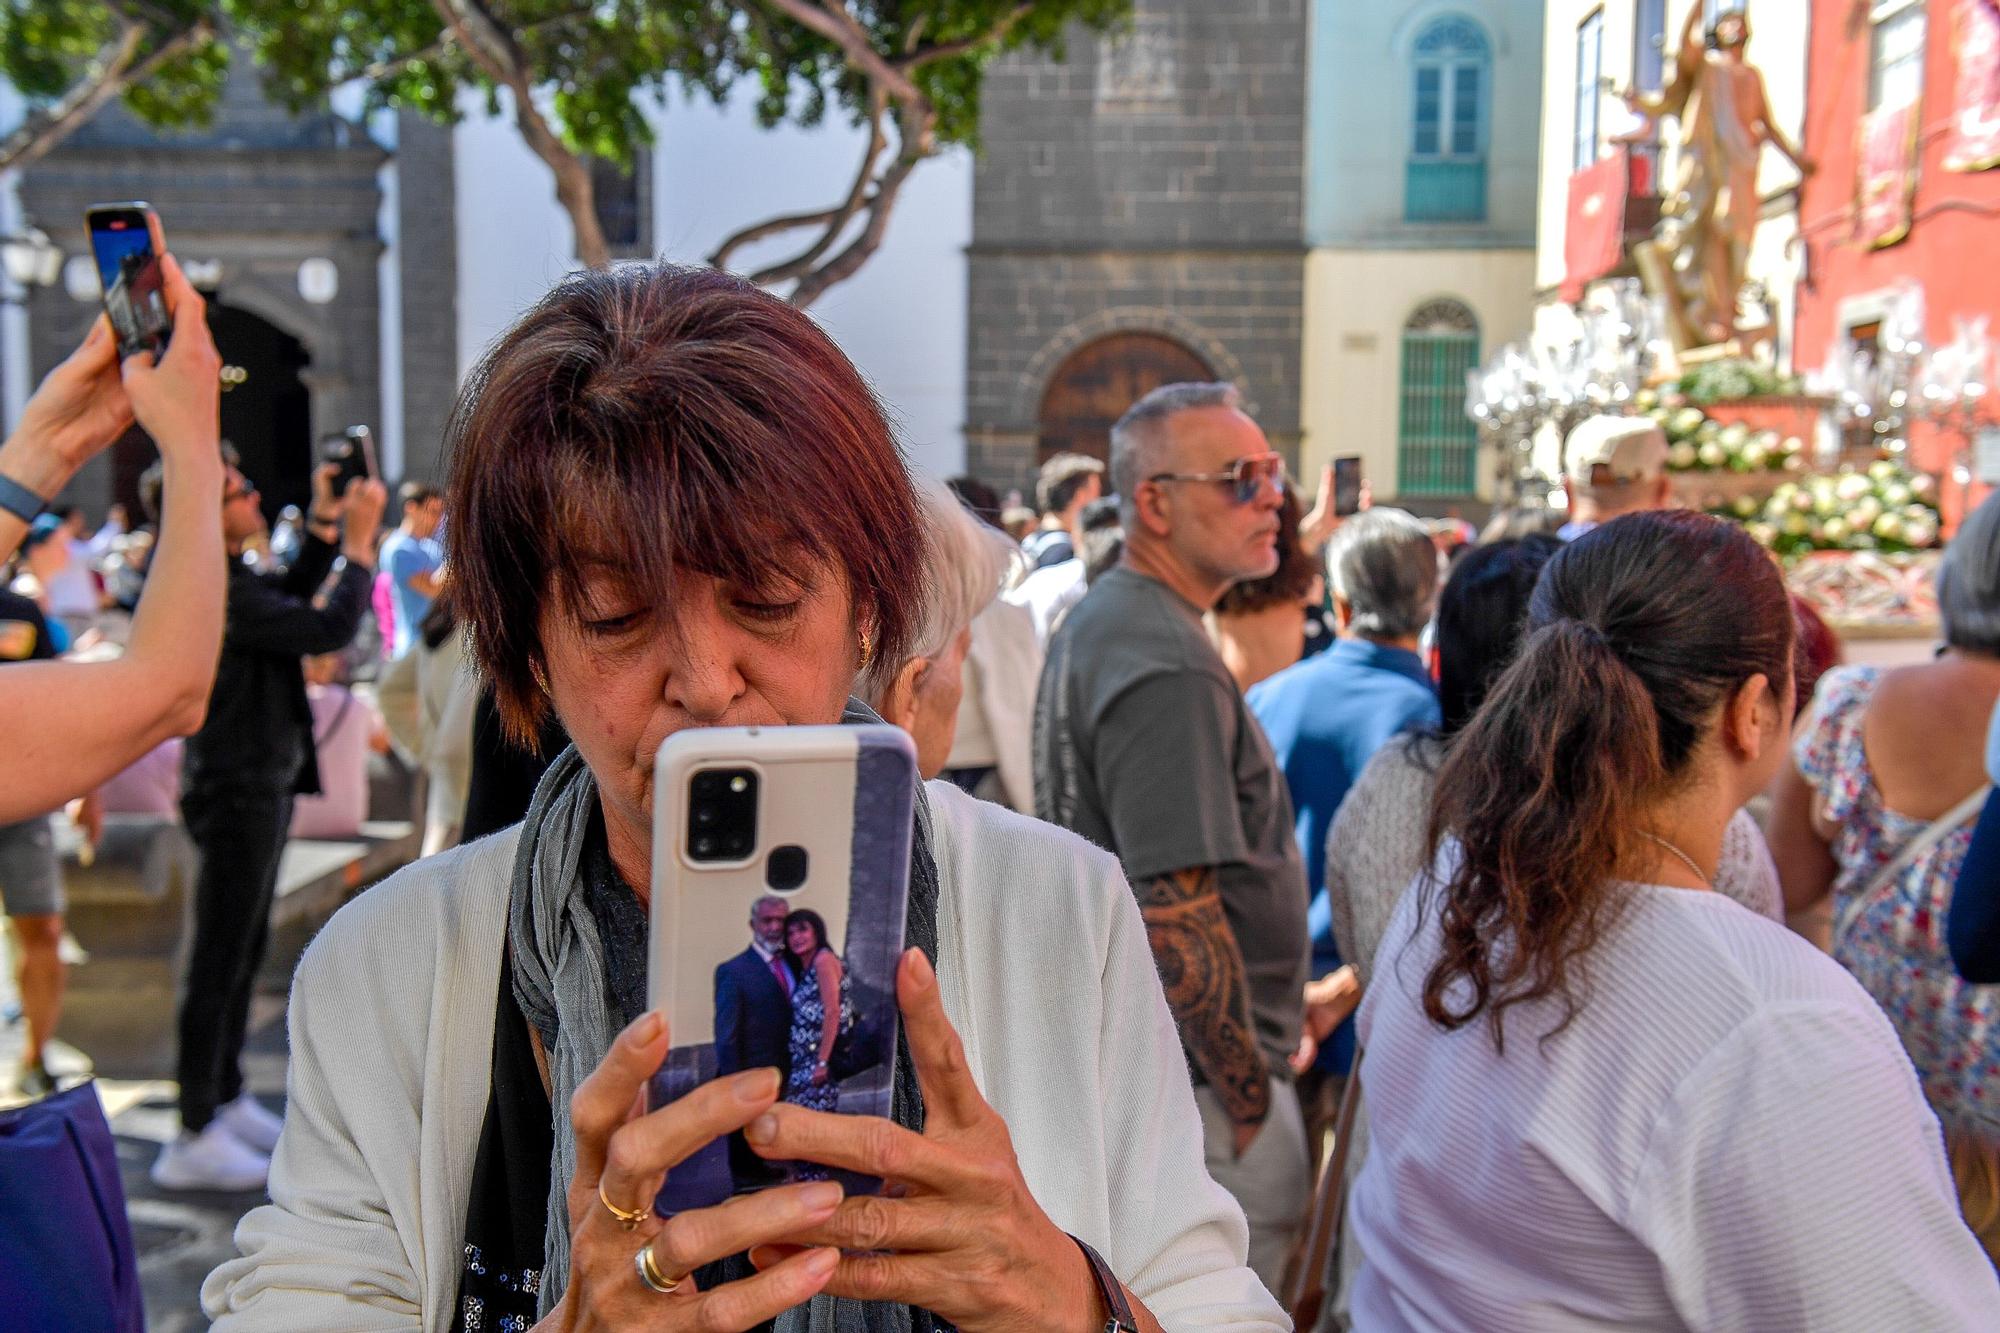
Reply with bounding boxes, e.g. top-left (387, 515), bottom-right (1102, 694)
top-left (1137, 866), bottom-right (1271, 1128)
